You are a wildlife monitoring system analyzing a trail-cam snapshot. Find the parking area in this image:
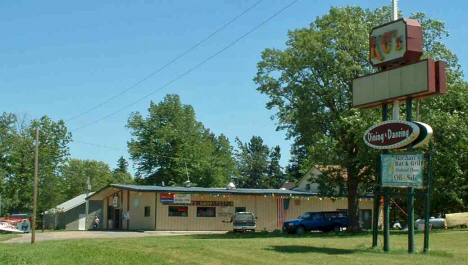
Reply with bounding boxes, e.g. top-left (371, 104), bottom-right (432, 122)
top-left (2, 230), bottom-right (227, 243)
